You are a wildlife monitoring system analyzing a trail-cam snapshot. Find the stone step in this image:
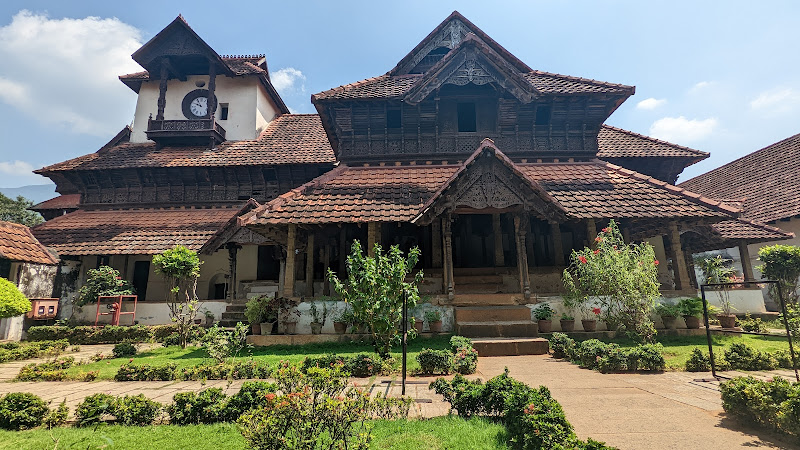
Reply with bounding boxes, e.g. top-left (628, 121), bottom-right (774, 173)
top-left (453, 274), bottom-right (504, 284)
top-left (455, 306), bottom-right (531, 323)
top-left (451, 293), bottom-right (522, 306)
top-left (456, 320), bottom-right (538, 338)
top-left (218, 319), bottom-right (247, 328)
top-left (225, 304), bottom-right (246, 312)
top-left (454, 283), bottom-right (503, 294)
top-left (471, 337), bottom-right (549, 357)
top-left (221, 312), bottom-right (246, 320)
